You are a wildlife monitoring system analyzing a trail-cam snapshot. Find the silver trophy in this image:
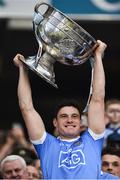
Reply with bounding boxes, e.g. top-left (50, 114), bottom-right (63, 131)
top-left (20, 2), bottom-right (98, 88)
